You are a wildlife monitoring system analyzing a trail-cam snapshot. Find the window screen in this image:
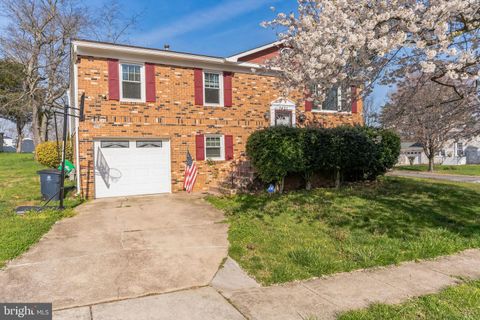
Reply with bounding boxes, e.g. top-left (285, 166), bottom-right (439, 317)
top-left (205, 136), bottom-right (222, 158)
top-left (122, 64), bottom-right (142, 100)
top-left (457, 142), bottom-right (464, 156)
top-left (136, 141), bottom-right (163, 148)
top-left (204, 72), bottom-right (220, 104)
top-left (322, 87), bottom-right (339, 111)
top-left (100, 141), bottom-right (129, 148)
